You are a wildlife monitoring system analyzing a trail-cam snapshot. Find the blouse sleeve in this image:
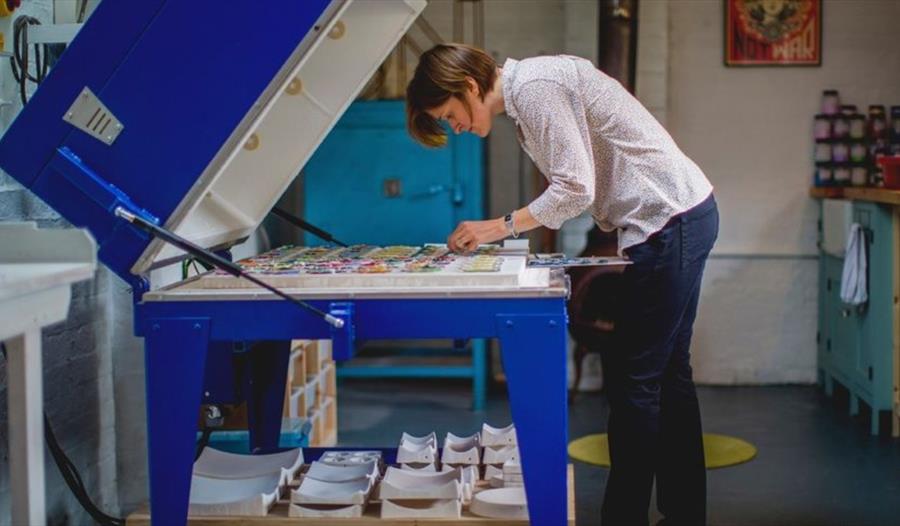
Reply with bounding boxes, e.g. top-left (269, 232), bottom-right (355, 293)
top-left (515, 79), bottom-right (595, 229)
